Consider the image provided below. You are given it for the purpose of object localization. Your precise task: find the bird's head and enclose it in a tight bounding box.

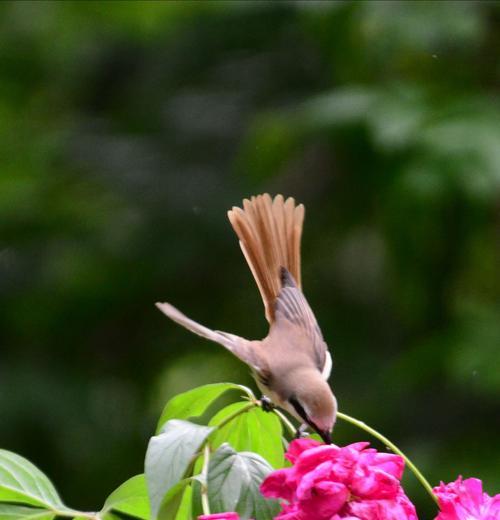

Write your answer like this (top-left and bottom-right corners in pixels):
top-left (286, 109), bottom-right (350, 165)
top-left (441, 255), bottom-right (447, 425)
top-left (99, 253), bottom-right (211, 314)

top-left (286, 368), bottom-right (337, 444)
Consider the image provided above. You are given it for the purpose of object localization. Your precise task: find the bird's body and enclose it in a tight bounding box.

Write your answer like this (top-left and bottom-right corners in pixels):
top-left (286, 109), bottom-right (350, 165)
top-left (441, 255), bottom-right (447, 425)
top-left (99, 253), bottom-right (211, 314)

top-left (156, 194), bottom-right (336, 442)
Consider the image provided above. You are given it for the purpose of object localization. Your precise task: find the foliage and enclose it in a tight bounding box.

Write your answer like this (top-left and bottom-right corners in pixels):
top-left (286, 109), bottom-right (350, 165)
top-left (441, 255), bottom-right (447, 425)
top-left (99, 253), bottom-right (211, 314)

top-left (0, 384), bottom-right (283, 520)
top-left (0, 382), bottom-right (496, 519)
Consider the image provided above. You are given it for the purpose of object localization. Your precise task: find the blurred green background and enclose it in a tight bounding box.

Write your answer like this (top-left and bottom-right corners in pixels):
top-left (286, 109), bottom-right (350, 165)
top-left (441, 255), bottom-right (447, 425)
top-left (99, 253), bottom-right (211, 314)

top-left (1, 0), bottom-right (499, 517)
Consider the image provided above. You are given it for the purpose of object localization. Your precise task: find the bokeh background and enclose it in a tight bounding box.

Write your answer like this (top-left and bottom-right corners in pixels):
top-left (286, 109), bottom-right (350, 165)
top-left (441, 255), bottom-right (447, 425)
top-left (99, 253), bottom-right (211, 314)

top-left (1, 1), bottom-right (499, 517)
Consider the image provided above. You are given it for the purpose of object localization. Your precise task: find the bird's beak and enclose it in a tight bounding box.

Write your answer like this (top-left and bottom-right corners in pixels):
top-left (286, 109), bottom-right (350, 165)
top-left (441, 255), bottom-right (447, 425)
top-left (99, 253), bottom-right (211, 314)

top-left (316, 428), bottom-right (332, 445)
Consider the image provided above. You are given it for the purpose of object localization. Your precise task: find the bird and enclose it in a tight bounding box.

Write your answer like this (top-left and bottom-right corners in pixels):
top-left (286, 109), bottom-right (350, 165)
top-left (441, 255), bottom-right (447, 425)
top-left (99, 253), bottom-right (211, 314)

top-left (156, 194), bottom-right (336, 443)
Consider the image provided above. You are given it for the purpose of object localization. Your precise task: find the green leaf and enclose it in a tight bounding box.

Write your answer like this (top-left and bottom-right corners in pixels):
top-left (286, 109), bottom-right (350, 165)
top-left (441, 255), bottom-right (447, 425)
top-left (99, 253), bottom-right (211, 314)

top-left (0, 450), bottom-right (66, 510)
top-left (0, 504), bottom-right (55, 520)
top-left (210, 403), bottom-right (284, 468)
top-left (308, 433), bottom-right (322, 443)
top-left (174, 484), bottom-right (192, 520)
top-left (157, 478), bottom-right (191, 520)
top-left (156, 383), bottom-right (253, 433)
top-left (188, 477), bottom-right (203, 520)
top-left (101, 474), bottom-right (150, 519)
top-left (146, 420), bottom-right (213, 519)
top-left (101, 514), bottom-right (123, 520)
top-left (207, 443), bottom-right (280, 520)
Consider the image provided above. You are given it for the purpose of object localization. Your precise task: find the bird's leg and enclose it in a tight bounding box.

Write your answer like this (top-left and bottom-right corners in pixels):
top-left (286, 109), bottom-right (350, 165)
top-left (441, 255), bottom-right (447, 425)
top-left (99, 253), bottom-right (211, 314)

top-left (295, 423), bottom-right (309, 439)
top-left (259, 395), bottom-right (274, 412)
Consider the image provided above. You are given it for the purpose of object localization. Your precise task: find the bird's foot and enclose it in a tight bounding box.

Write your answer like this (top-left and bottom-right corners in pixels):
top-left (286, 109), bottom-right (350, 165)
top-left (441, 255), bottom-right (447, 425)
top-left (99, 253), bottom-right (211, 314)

top-left (260, 395), bottom-right (274, 412)
top-left (294, 423), bottom-right (309, 439)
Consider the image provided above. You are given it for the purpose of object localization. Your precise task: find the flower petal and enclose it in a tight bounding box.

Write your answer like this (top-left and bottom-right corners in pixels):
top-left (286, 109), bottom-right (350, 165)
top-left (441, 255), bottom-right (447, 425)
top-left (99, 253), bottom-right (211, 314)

top-left (299, 481), bottom-right (349, 519)
top-left (260, 468), bottom-right (296, 501)
top-left (286, 438), bottom-right (322, 463)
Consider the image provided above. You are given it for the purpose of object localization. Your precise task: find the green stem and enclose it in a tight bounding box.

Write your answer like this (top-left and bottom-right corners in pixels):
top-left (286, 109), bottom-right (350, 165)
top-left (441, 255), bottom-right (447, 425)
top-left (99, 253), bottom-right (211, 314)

top-left (236, 384), bottom-right (256, 401)
top-left (200, 444), bottom-right (211, 516)
top-left (337, 412), bottom-right (438, 505)
top-left (272, 408), bottom-right (297, 437)
top-left (52, 510), bottom-right (100, 519)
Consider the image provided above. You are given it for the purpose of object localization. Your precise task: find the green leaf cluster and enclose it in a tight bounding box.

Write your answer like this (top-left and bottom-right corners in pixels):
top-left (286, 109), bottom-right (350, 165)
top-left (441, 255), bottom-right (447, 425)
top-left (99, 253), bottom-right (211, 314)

top-left (0, 383), bottom-right (286, 520)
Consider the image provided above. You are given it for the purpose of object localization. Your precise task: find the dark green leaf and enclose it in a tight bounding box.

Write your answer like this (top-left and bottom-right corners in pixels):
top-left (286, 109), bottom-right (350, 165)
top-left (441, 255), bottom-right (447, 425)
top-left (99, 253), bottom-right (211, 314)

top-left (0, 450), bottom-right (66, 510)
top-left (156, 383), bottom-right (253, 433)
top-left (101, 474), bottom-right (150, 519)
top-left (188, 470), bottom-right (204, 519)
top-left (210, 403), bottom-right (284, 468)
top-left (207, 444), bottom-right (280, 520)
top-left (145, 420), bottom-right (213, 519)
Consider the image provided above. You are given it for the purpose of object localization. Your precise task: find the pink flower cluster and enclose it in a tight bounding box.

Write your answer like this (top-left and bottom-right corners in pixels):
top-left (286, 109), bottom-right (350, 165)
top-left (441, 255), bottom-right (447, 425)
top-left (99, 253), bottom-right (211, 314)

top-left (197, 446), bottom-right (500, 520)
top-left (260, 438), bottom-right (417, 520)
top-left (434, 476), bottom-right (500, 520)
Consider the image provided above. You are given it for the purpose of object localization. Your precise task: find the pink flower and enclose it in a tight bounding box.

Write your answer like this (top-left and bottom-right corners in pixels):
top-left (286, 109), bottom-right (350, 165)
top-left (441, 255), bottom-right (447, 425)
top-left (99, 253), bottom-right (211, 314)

top-left (260, 438), bottom-right (417, 520)
top-left (434, 476), bottom-right (500, 520)
top-left (198, 514), bottom-right (240, 520)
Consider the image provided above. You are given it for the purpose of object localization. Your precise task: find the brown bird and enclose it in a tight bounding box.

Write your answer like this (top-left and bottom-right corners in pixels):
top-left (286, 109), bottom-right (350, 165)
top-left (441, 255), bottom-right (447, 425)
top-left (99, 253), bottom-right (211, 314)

top-left (156, 194), bottom-right (336, 443)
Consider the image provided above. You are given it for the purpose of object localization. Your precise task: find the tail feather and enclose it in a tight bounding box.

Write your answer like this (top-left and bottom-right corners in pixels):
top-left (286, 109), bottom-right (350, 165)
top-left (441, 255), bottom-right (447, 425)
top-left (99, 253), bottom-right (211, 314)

top-left (228, 194), bottom-right (304, 322)
top-left (155, 302), bottom-right (256, 367)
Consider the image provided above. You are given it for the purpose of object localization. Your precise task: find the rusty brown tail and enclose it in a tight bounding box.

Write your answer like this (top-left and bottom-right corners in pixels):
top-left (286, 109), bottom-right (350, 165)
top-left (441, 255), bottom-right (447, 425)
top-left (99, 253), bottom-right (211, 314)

top-left (227, 194), bottom-right (304, 323)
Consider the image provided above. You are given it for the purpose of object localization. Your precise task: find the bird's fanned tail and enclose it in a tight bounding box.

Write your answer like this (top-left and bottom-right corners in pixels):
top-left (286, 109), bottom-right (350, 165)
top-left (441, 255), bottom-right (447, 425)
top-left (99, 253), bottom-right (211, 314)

top-left (227, 194), bottom-right (304, 323)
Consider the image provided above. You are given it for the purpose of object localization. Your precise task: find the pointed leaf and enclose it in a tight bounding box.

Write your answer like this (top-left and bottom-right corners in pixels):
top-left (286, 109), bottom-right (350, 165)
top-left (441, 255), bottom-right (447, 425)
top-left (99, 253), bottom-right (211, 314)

top-left (157, 478), bottom-right (191, 520)
top-left (146, 420), bottom-right (213, 519)
top-left (173, 484), bottom-right (192, 520)
top-left (0, 450), bottom-right (66, 510)
top-left (210, 403), bottom-right (284, 468)
top-left (101, 474), bottom-right (149, 519)
top-left (156, 383), bottom-right (253, 433)
top-left (207, 444), bottom-right (280, 520)
top-left (0, 504), bottom-right (55, 520)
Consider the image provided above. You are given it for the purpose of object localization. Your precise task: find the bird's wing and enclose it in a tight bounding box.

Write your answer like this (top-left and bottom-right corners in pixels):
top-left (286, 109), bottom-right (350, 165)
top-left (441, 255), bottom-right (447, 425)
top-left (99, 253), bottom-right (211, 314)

top-left (273, 268), bottom-right (330, 376)
top-left (155, 302), bottom-right (262, 371)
